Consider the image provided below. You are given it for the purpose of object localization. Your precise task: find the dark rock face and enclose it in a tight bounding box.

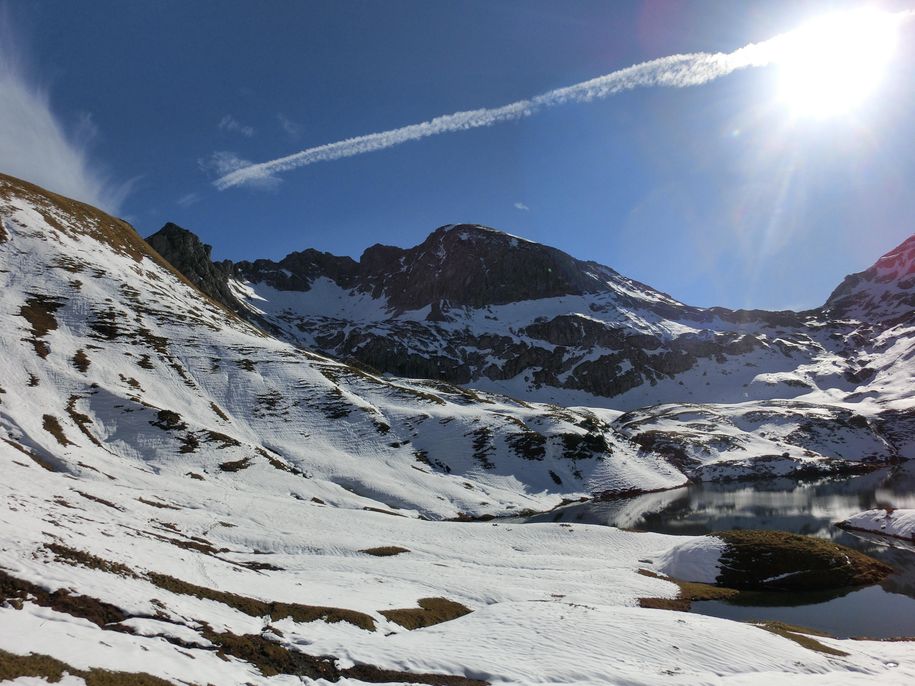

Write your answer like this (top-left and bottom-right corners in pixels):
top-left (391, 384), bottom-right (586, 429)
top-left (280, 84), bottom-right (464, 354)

top-left (357, 225), bottom-right (611, 310)
top-left (234, 249), bottom-right (359, 293)
top-left (230, 224), bottom-right (665, 311)
top-left (823, 234), bottom-right (915, 323)
top-left (145, 220), bottom-right (915, 407)
top-left (146, 223), bottom-right (239, 312)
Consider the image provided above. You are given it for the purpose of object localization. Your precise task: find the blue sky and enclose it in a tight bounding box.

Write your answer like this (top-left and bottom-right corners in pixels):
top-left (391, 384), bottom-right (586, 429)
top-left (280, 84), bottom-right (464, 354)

top-left (2, 0), bottom-right (914, 310)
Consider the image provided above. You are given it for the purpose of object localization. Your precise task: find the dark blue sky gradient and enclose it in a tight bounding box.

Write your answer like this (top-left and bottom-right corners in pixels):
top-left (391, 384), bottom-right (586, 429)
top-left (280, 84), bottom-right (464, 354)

top-left (8, 0), bottom-right (915, 309)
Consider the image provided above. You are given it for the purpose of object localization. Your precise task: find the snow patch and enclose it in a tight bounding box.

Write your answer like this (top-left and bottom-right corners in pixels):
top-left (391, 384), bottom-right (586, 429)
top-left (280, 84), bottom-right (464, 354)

top-left (841, 509), bottom-right (915, 542)
top-left (653, 536), bottom-right (726, 583)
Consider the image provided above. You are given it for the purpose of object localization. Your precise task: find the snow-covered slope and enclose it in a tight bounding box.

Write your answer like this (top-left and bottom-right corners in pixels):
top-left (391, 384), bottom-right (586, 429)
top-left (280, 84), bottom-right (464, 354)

top-left (149, 221), bottom-right (915, 417)
top-left (7, 438), bottom-right (915, 685)
top-left (3, 173), bottom-right (915, 684)
top-left (0, 174), bottom-right (691, 521)
top-left (824, 234), bottom-right (915, 323)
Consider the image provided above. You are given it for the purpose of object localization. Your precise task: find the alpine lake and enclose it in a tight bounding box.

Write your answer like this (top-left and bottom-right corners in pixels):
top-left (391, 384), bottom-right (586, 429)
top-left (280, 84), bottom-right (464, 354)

top-left (517, 460), bottom-right (915, 639)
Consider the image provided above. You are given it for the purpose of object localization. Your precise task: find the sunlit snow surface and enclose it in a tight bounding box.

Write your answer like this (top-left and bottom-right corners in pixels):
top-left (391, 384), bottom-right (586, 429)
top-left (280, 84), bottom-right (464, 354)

top-left (843, 509), bottom-right (915, 542)
top-left (0, 175), bottom-right (914, 683)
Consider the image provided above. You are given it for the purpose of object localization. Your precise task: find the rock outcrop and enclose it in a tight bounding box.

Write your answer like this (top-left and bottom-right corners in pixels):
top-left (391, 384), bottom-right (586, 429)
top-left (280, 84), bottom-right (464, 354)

top-left (144, 221), bottom-right (915, 413)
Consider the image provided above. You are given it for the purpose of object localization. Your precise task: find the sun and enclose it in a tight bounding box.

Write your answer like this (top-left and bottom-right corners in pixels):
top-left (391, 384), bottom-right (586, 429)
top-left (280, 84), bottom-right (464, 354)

top-left (775, 9), bottom-right (899, 118)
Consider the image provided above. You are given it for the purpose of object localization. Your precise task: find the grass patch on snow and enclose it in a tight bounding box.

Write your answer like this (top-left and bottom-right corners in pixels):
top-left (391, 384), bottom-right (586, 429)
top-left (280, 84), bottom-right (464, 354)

top-left (147, 572), bottom-right (377, 631)
top-left (360, 546), bottom-right (410, 557)
top-left (757, 621), bottom-right (849, 657)
top-left (0, 569), bottom-right (129, 628)
top-left (19, 293), bottom-right (64, 358)
top-left (380, 597), bottom-right (472, 629)
top-left (714, 530), bottom-right (892, 591)
top-left (0, 648), bottom-right (174, 685)
top-left (219, 457), bottom-right (252, 472)
top-left (72, 348), bottom-right (91, 373)
top-left (45, 543), bottom-right (138, 578)
top-left (637, 569), bottom-right (737, 611)
top-left (42, 415), bottom-right (73, 447)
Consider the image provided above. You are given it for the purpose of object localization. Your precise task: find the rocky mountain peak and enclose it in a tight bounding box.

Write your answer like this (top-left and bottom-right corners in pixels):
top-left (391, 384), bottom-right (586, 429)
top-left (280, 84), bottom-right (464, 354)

top-left (823, 233), bottom-right (915, 323)
top-left (874, 233), bottom-right (915, 280)
top-left (357, 223), bottom-right (619, 311)
top-left (145, 222), bottom-right (239, 311)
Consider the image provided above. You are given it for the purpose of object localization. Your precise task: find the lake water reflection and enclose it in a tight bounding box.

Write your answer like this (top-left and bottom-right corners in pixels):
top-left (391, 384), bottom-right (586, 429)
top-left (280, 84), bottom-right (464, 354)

top-left (518, 461), bottom-right (915, 637)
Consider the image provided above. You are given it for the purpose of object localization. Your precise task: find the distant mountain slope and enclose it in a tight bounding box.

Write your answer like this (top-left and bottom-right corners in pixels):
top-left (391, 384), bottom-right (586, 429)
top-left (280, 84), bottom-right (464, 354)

top-left (824, 234), bottom-right (915, 323)
top-left (148, 220), bottom-right (914, 414)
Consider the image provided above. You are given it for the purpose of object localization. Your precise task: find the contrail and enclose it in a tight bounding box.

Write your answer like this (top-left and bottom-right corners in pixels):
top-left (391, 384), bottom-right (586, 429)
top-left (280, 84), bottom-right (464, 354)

top-left (214, 10), bottom-right (913, 190)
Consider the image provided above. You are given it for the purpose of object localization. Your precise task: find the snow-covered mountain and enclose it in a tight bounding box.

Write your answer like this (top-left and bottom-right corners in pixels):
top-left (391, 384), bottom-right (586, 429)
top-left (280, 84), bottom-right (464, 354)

top-left (148, 221), bottom-right (915, 413)
top-left (3, 173), bottom-right (915, 683)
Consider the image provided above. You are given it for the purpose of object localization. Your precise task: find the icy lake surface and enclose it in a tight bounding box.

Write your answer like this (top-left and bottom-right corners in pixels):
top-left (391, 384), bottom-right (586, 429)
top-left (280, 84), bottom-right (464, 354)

top-left (518, 461), bottom-right (915, 638)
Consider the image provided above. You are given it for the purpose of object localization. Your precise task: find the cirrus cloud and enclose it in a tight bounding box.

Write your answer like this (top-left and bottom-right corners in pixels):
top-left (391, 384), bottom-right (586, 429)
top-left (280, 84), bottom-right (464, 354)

top-left (0, 11), bottom-right (132, 213)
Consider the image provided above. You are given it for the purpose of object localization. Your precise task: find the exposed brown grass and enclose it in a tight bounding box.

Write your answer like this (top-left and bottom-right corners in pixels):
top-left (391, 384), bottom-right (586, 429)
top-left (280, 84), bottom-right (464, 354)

top-left (42, 415), bottom-right (73, 447)
top-left (150, 409), bottom-right (185, 431)
top-left (363, 506), bottom-right (407, 517)
top-left (118, 373), bottom-right (142, 390)
top-left (2, 437), bottom-right (58, 471)
top-left (140, 530), bottom-right (225, 556)
top-left (204, 629), bottom-right (339, 679)
top-left (0, 569), bottom-right (128, 628)
top-left (0, 648), bottom-right (175, 685)
top-left (757, 621), bottom-right (849, 657)
top-left (254, 447), bottom-right (307, 476)
top-left (178, 433), bottom-right (200, 454)
top-left (209, 401), bottom-right (230, 421)
top-left (236, 358), bottom-right (256, 371)
top-left (45, 542), bottom-right (137, 578)
top-left (714, 530), bottom-right (892, 591)
top-left (637, 569), bottom-right (738, 611)
top-left (360, 546), bottom-right (410, 557)
top-left (72, 348), bottom-right (91, 373)
top-left (147, 572), bottom-right (377, 631)
top-left (343, 663), bottom-right (488, 685)
top-left (19, 293), bottom-right (65, 358)
top-left (380, 597), bottom-right (472, 629)
top-left (66, 395), bottom-right (103, 447)
top-left (202, 430), bottom-right (241, 448)
top-left (202, 630), bottom-right (488, 684)
top-left (75, 490), bottom-right (123, 511)
top-left (137, 497), bottom-right (180, 510)
top-left (219, 457), bottom-right (252, 472)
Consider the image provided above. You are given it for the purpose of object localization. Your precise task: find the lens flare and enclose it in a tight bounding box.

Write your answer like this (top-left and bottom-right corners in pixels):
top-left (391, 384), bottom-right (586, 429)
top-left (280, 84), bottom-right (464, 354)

top-left (775, 9), bottom-right (899, 118)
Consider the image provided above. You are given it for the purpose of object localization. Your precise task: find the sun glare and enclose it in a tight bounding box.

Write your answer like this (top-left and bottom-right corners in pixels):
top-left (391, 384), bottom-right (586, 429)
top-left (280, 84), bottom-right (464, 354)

top-left (776, 9), bottom-right (899, 118)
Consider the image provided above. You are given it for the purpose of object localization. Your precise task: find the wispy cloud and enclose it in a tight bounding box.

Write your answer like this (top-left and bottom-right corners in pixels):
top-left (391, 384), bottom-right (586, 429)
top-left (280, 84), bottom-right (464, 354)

top-left (214, 45), bottom-right (772, 190)
top-left (176, 192), bottom-right (200, 207)
top-left (0, 12), bottom-right (132, 213)
top-left (277, 113), bottom-right (300, 138)
top-left (514, 202), bottom-right (530, 211)
top-left (218, 114), bottom-right (255, 137)
top-left (200, 150), bottom-right (279, 190)
top-left (215, 9), bottom-right (915, 191)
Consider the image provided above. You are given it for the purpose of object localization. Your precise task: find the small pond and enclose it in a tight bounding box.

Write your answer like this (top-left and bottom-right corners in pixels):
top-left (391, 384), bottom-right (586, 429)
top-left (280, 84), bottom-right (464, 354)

top-left (518, 461), bottom-right (915, 638)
